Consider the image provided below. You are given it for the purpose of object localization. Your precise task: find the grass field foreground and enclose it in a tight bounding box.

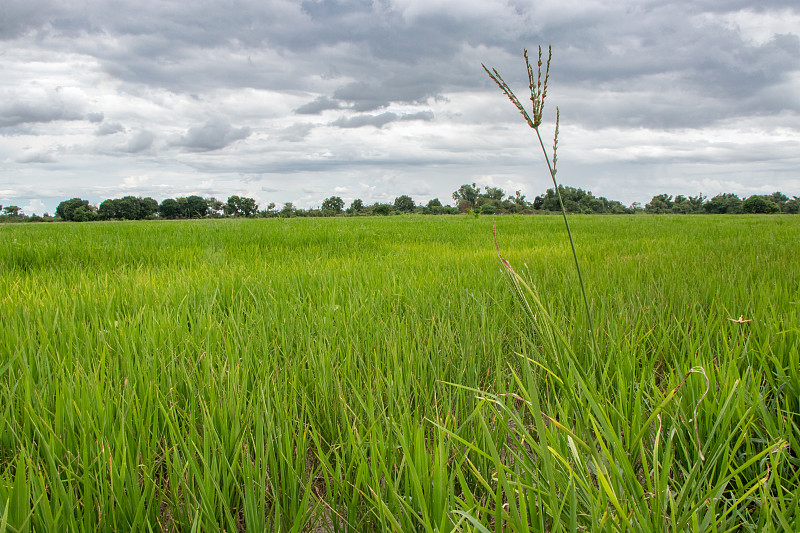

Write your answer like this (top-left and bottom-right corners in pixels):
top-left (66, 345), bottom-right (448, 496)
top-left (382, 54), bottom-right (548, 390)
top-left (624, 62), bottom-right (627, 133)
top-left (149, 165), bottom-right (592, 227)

top-left (1, 215), bottom-right (798, 531)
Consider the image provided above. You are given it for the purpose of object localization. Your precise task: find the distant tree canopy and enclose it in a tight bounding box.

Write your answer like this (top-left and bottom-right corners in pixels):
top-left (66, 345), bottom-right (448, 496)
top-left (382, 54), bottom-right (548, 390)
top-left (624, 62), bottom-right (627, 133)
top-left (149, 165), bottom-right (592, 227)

top-left (537, 185), bottom-right (630, 214)
top-left (157, 196), bottom-right (210, 219)
top-left (98, 196), bottom-right (158, 220)
top-left (347, 199), bottom-right (364, 214)
top-left (742, 195), bottom-right (781, 214)
top-left (8, 186), bottom-right (798, 225)
top-left (394, 195), bottom-right (415, 213)
top-left (223, 195), bottom-right (259, 217)
top-left (321, 196), bottom-right (344, 215)
top-left (56, 198), bottom-right (96, 222)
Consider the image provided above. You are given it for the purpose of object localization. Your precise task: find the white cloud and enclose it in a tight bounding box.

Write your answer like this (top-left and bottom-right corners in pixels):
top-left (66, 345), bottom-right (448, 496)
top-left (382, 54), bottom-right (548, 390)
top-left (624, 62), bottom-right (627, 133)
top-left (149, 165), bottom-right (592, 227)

top-left (22, 198), bottom-right (47, 215)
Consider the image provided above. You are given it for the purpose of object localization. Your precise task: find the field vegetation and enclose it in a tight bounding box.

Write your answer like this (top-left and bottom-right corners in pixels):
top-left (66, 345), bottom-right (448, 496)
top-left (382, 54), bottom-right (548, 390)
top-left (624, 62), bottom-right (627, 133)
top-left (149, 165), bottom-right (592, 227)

top-left (1, 214), bottom-right (798, 531)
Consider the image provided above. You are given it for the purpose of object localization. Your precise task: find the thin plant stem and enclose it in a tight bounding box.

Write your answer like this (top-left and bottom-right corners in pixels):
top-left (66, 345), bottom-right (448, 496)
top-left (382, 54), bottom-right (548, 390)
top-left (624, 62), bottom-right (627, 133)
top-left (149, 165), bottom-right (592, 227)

top-left (484, 47), bottom-right (595, 337)
top-left (534, 126), bottom-right (594, 336)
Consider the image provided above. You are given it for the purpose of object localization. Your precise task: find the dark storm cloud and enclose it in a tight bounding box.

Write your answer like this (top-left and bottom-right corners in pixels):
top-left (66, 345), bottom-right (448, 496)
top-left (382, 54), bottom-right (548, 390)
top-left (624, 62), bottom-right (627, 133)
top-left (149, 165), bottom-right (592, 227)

top-left (7, 0), bottom-right (796, 129)
top-left (172, 120), bottom-right (251, 152)
top-left (330, 110), bottom-right (434, 128)
top-left (330, 112), bottom-right (398, 128)
top-left (0, 96), bottom-right (84, 127)
top-left (294, 96), bottom-right (341, 115)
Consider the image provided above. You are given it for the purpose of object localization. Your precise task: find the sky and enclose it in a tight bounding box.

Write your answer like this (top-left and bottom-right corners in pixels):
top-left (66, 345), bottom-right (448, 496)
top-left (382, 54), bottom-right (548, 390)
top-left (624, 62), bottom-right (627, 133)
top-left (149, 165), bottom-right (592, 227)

top-left (1, 0), bottom-right (799, 215)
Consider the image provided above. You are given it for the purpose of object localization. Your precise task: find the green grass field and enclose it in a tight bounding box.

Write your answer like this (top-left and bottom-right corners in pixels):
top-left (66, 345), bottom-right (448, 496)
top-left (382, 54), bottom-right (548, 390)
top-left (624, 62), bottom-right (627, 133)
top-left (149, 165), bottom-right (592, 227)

top-left (1, 215), bottom-right (798, 531)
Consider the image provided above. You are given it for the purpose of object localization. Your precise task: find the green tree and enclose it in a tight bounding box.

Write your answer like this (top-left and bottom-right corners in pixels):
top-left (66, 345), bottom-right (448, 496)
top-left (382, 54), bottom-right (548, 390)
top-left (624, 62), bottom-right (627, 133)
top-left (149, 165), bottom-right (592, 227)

top-left (347, 199), bottom-right (364, 215)
top-left (452, 183), bottom-right (480, 208)
top-left (71, 205), bottom-right (97, 222)
top-left (742, 195), bottom-right (780, 214)
top-left (321, 196), bottom-right (344, 215)
top-left (393, 195), bottom-right (415, 213)
top-left (224, 195), bottom-right (241, 216)
top-left (511, 190), bottom-right (528, 210)
top-left (117, 196), bottom-right (143, 220)
top-left (98, 199), bottom-right (118, 220)
top-left (56, 198), bottom-right (93, 221)
top-left (645, 194), bottom-right (673, 214)
top-left (688, 194), bottom-right (707, 212)
top-left (280, 202), bottom-right (295, 217)
top-left (224, 195), bottom-right (259, 217)
top-left (483, 187), bottom-right (505, 201)
top-left (239, 197), bottom-right (258, 217)
top-left (2, 205), bottom-right (21, 217)
top-left (159, 198), bottom-right (180, 219)
top-left (784, 196), bottom-right (800, 214)
top-left (426, 198), bottom-right (443, 214)
top-left (671, 195), bottom-right (694, 214)
top-left (184, 195), bottom-right (209, 218)
top-left (371, 203), bottom-right (392, 216)
top-left (705, 193), bottom-right (742, 214)
top-left (141, 197), bottom-right (158, 218)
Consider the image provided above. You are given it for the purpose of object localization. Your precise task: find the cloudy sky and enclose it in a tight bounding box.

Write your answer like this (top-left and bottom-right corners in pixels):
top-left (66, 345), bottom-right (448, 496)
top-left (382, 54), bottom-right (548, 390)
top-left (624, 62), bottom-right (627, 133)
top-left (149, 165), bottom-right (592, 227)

top-left (2, 0), bottom-right (799, 215)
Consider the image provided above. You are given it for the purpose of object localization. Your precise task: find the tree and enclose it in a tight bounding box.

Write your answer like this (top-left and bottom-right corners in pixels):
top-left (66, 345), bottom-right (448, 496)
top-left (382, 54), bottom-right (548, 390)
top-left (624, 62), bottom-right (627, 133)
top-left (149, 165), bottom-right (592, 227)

top-left (159, 198), bottom-right (180, 219)
top-left (71, 205), bottom-right (97, 222)
top-left (371, 203), bottom-right (392, 216)
top-left (394, 195), bottom-right (415, 213)
top-left (452, 183), bottom-right (480, 208)
top-left (671, 195), bottom-right (694, 214)
top-left (184, 195), bottom-right (209, 218)
top-left (426, 198), bottom-right (443, 214)
top-left (769, 192), bottom-right (790, 212)
top-left (223, 195), bottom-right (241, 217)
top-left (224, 195), bottom-right (258, 217)
top-left (484, 187), bottom-right (505, 201)
top-left (98, 199), bottom-right (118, 220)
top-left (280, 202), bottom-right (295, 217)
top-left (688, 194), bottom-right (707, 212)
top-left (785, 196), bottom-right (800, 214)
top-left (117, 196), bottom-right (143, 220)
top-left (2, 205), bottom-right (21, 217)
top-left (511, 190), bottom-right (528, 210)
top-left (321, 196), bottom-right (344, 215)
top-left (347, 199), bottom-right (364, 215)
top-left (141, 197), bottom-right (158, 218)
top-left (742, 195), bottom-right (780, 214)
top-left (239, 197), bottom-right (258, 217)
top-left (56, 198), bottom-right (93, 221)
top-left (645, 194), bottom-right (673, 214)
top-left (704, 193), bottom-right (742, 214)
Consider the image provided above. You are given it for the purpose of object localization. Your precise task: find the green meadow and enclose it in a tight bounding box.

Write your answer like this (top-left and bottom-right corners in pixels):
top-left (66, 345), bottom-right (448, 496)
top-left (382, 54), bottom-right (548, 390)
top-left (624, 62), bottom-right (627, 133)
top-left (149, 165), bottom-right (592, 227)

top-left (1, 215), bottom-right (798, 531)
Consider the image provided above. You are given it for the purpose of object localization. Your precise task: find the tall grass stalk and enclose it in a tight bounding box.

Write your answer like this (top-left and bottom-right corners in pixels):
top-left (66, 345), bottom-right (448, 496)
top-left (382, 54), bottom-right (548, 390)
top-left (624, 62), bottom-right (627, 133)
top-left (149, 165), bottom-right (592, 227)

top-left (483, 47), bottom-right (594, 336)
top-left (469, 48), bottom-right (799, 531)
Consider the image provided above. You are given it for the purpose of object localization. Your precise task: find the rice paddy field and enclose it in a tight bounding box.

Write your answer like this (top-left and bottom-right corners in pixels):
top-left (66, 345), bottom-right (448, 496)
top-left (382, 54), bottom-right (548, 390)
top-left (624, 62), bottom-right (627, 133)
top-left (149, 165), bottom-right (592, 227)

top-left (1, 214), bottom-right (798, 532)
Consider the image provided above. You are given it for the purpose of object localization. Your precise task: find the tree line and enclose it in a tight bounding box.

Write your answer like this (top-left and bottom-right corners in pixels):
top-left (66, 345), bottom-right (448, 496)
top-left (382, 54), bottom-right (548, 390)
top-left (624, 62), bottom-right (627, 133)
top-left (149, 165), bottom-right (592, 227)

top-left (1, 186), bottom-right (798, 223)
